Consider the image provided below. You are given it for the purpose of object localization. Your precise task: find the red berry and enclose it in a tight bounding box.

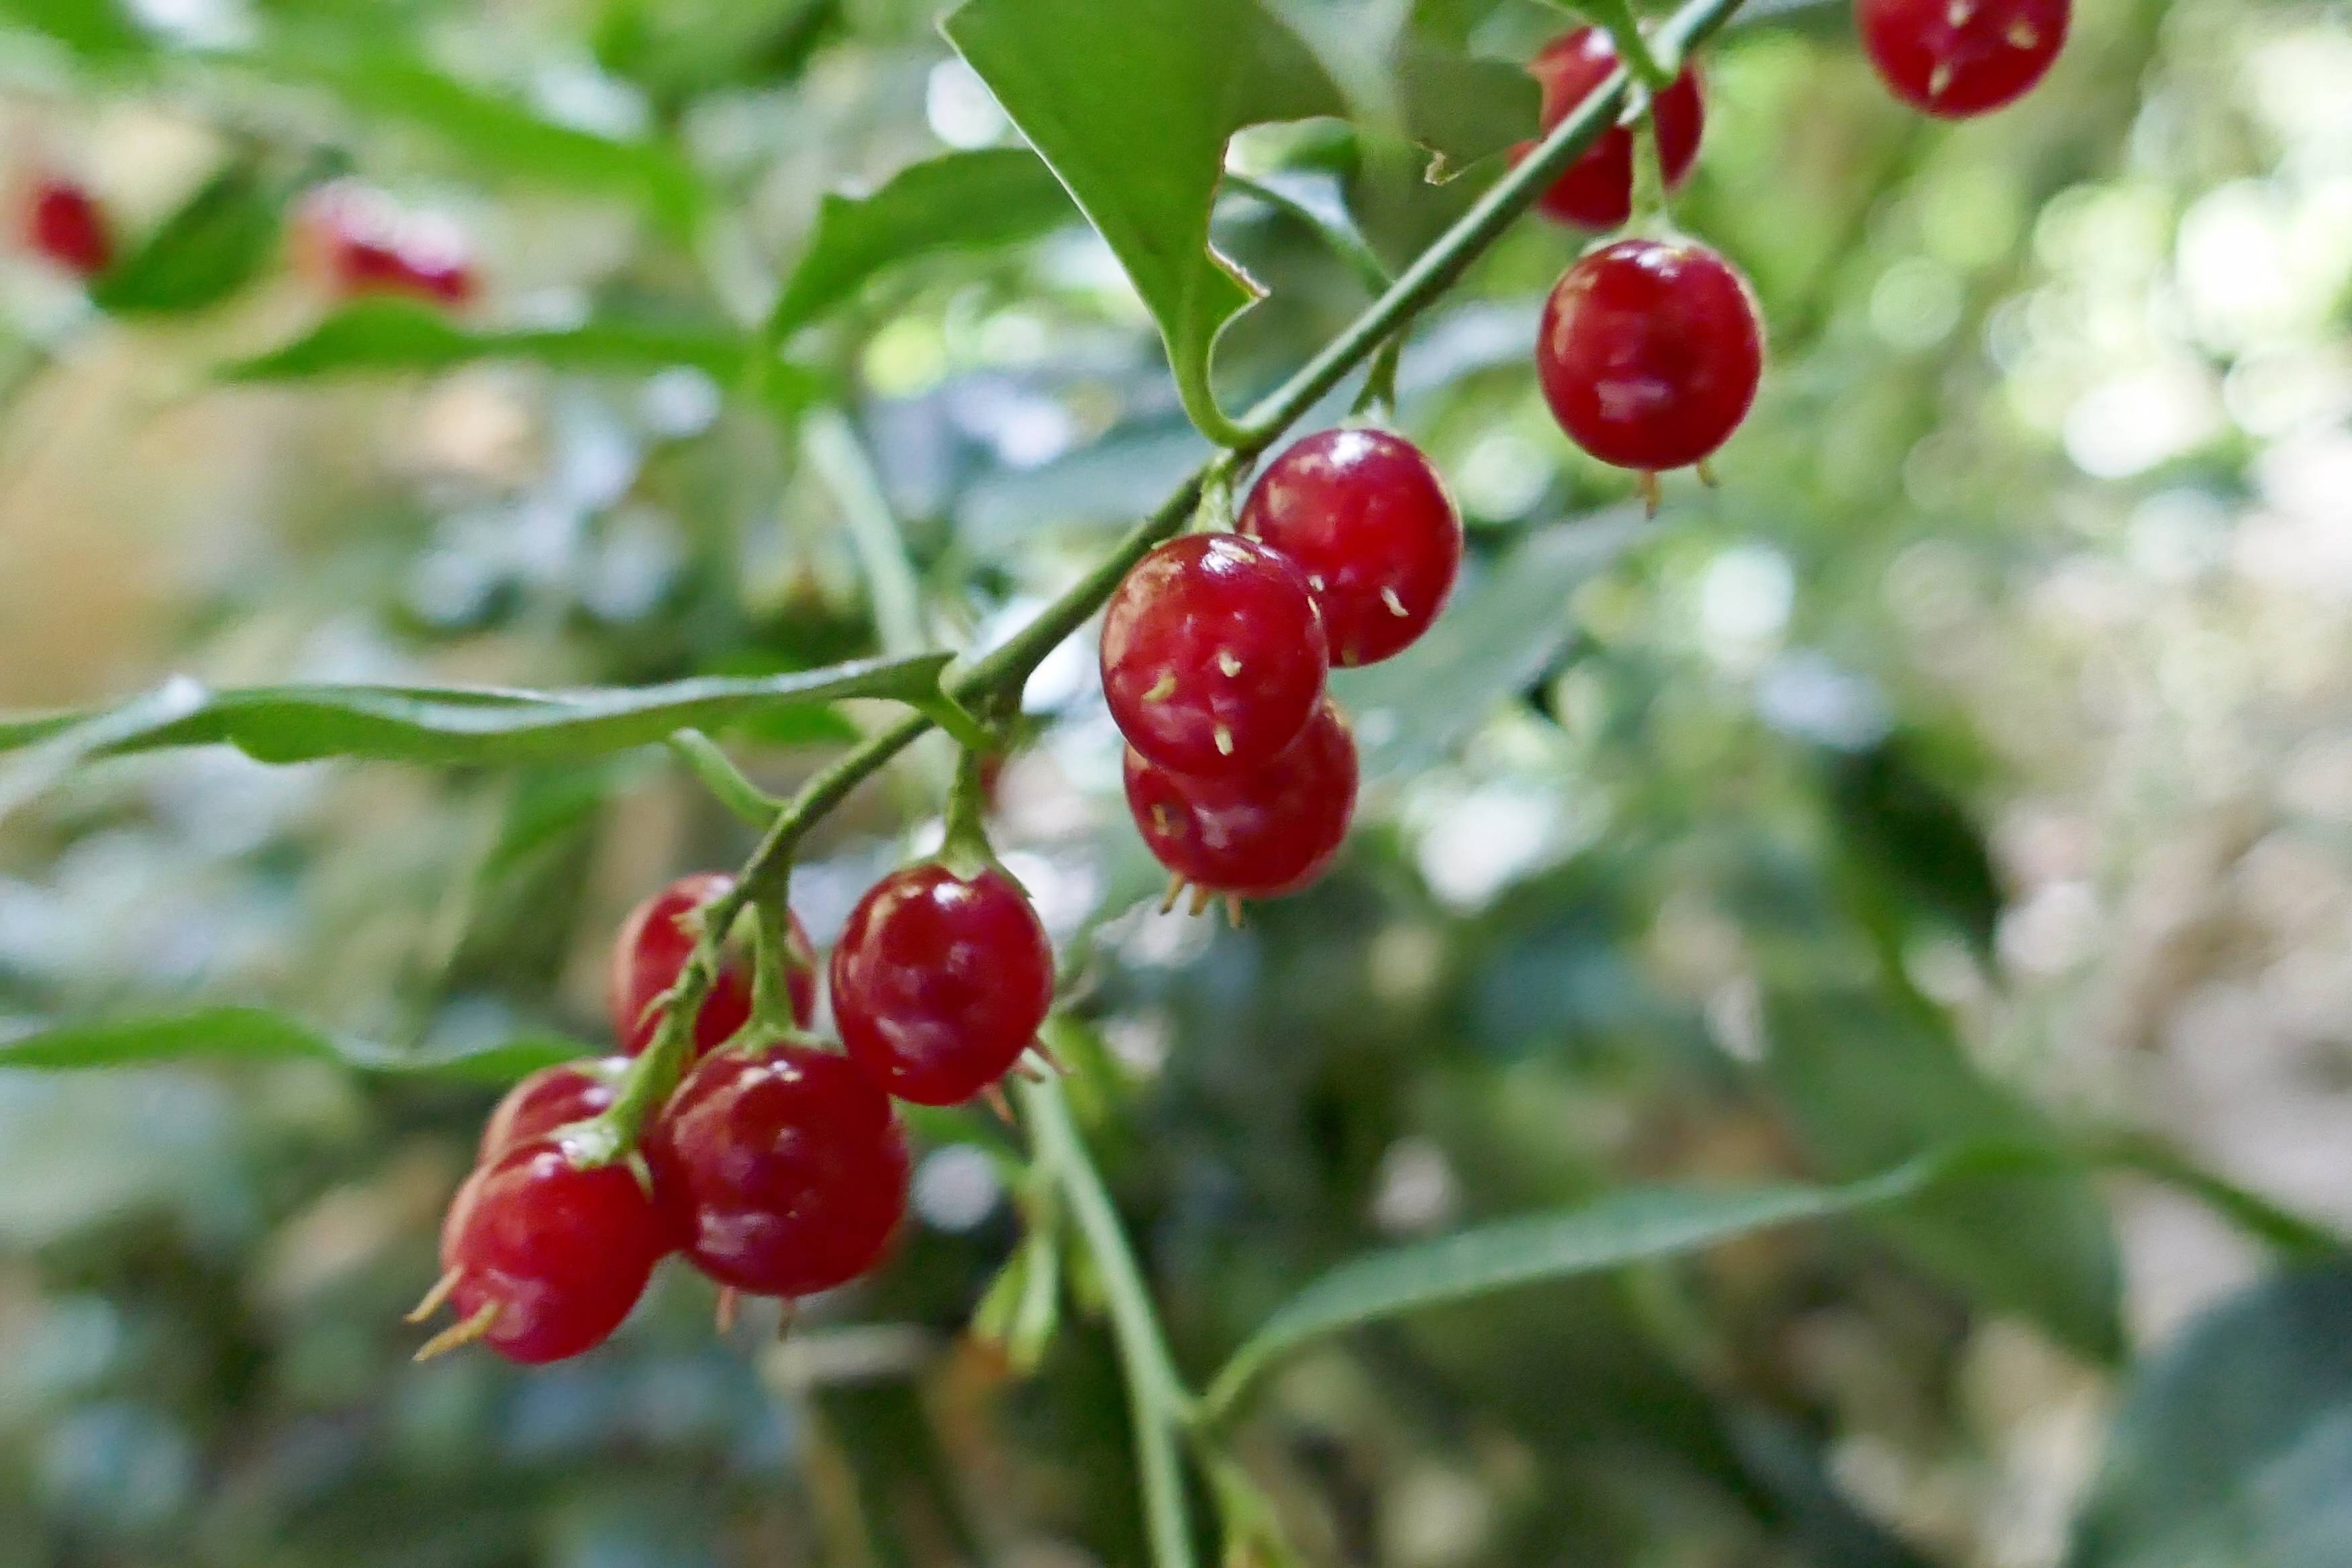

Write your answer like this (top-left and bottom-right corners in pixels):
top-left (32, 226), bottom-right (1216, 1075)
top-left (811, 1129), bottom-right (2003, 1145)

top-left (1238, 429), bottom-right (1462, 668)
top-left (1511, 28), bottom-right (1705, 230)
top-left (299, 183), bottom-right (479, 307)
top-left (1101, 534), bottom-right (1328, 778)
top-left (1124, 698), bottom-right (1358, 899)
top-left (479, 1057), bottom-right (626, 1161)
top-left (433, 1136), bottom-right (669, 1364)
top-left (1857, 0), bottom-right (2068, 118)
top-left (830, 863), bottom-right (1055, 1106)
top-left (1536, 238), bottom-right (1763, 475)
top-left (609, 873), bottom-right (814, 1059)
top-left (26, 179), bottom-right (109, 278)
top-left (647, 1044), bottom-right (910, 1298)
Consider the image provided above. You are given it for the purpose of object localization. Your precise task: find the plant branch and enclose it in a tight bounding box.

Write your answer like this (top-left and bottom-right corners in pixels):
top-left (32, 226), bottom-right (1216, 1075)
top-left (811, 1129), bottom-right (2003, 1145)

top-left (804, 406), bottom-right (928, 658)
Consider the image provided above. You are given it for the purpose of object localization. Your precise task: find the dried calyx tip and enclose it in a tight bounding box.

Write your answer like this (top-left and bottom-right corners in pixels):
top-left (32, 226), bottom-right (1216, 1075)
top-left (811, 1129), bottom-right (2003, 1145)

top-left (413, 1301), bottom-right (498, 1362)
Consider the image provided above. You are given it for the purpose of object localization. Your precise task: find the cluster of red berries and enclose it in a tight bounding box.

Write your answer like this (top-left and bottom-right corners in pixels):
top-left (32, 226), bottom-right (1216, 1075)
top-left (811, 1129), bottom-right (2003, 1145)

top-left (1514, 1), bottom-right (2067, 507)
top-left (15, 171), bottom-right (477, 305)
top-left (1104, 428), bottom-right (1464, 912)
top-left (418, 855), bottom-right (1059, 1364)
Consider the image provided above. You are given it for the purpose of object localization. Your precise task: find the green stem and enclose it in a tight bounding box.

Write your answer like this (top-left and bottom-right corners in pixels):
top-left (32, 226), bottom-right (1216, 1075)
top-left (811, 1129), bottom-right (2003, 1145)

top-left (1018, 1073), bottom-right (1199, 1568)
top-left (803, 406), bottom-right (928, 658)
top-left (1577, 0), bottom-right (1678, 89)
top-left (667, 729), bottom-right (785, 826)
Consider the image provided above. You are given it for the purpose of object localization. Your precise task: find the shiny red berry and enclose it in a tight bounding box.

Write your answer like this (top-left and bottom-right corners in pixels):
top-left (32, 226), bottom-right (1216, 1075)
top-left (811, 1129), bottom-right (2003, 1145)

top-left (26, 179), bottom-right (109, 278)
top-left (1857, 0), bottom-right (2068, 118)
top-left (830, 863), bottom-right (1055, 1106)
top-left (1238, 428), bottom-right (1462, 668)
top-left (479, 1057), bottom-right (626, 1161)
top-left (1512, 28), bottom-right (1705, 230)
top-left (299, 183), bottom-right (479, 307)
top-left (1536, 238), bottom-right (1763, 475)
top-left (609, 873), bottom-right (814, 1059)
top-left (429, 1136), bottom-right (669, 1364)
top-left (1124, 698), bottom-right (1359, 899)
top-left (647, 1044), bottom-right (910, 1298)
top-left (1101, 534), bottom-right (1328, 778)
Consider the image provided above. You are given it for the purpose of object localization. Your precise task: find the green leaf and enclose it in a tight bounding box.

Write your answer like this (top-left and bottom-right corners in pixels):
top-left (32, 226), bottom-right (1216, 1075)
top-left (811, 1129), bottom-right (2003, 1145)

top-left (1761, 987), bottom-right (2125, 1362)
top-left (272, 44), bottom-right (709, 237)
top-left (0, 1007), bottom-right (580, 1085)
top-left (1204, 1146), bottom-right (2025, 1420)
top-left (224, 299), bottom-right (750, 382)
top-left (0, 677), bottom-right (205, 829)
top-left (765, 148), bottom-right (1077, 344)
top-left (2072, 1261), bottom-right (2352, 1568)
top-left (1825, 734), bottom-right (2003, 962)
top-left (90, 166), bottom-right (283, 316)
top-left (1391, 35), bottom-right (1540, 178)
top-left (0, 0), bottom-right (150, 60)
top-left (0, 653), bottom-right (951, 769)
top-left (943, 0), bottom-right (1347, 444)
top-left (1332, 510), bottom-right (1644, 779)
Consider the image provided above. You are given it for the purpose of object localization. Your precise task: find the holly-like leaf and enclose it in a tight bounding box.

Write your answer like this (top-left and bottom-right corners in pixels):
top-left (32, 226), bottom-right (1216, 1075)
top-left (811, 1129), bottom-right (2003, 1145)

top-left (1203, 1146), bottom-right (2020, 1420)
top-left (0, 1007), bottom-right (580, 1084)
top-left (1332, 510), bottom-right (1645, 779)
top-left (91, 165), bottom-right (283, 316)
top-left (2072, 1261), bottom-right (2352, 1568)
top-left (765, 148), bottom-right (1077, 344)
top-left (225, 299), bottom-right (751, 383)
top-left (1392, 36), bottom-right (1540, 178)
top-left (942, 0), bottom-right (1346, 444)
top-left (0, 653), bottom-right (950, 769)
top-left (1762, 987), bottom-right (2125, 1362)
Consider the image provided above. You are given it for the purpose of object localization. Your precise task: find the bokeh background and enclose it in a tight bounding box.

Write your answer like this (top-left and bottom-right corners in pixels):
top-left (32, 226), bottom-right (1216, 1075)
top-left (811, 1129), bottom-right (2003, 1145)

top-left (3, 0), bottom-right (2351, 1563)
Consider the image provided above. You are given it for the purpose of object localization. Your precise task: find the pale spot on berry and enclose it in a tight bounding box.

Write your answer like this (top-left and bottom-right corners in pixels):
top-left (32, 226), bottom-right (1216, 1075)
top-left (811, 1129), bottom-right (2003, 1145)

top-left (1379, 586), bottom-right (1408, 619)
top-left (1947, 0), bottom-right (1972, 26)
top-left (1928, 60), bottom-right (1954, 97)
top-left (1142, 671), bottom-right (1177, 702)
top-left (1216, 650), bottom-right (1242, 677)
top-left (2006, 18), bottom-right (2039, 46)
top-left (1214, 725), bottom-right (1234, 756)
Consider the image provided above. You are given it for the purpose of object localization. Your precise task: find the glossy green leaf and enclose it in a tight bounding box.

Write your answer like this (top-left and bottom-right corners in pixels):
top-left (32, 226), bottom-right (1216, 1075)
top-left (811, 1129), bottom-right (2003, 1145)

top-left (91, 166), bottom-right (283, 315)
top-left (1332, 510), bottom-right (1645, 779)
top-left (273, 45), bottom-right (708, 236)
top-left (1762, 987), bottom-right (2125, 1362)
top-left (0, 654), bottom-right (950, 768)
top-left (2072, 1261), bottom-right (2352, 1568)
top-left (765, 148), bottom-right (1077, 344)
top-left (1204, 1146), bottom-right (2023, 1420)
top-left (0, 1008), bottom-right (581, 1084)
top-left (224, 299), bottom-right (750, 382)
top-left (943, 0), bottom-right (1346, 444)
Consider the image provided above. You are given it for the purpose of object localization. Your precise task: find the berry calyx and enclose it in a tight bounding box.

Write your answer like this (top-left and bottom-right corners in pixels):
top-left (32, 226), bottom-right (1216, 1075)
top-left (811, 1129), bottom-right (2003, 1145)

top-left (297, 181), bottom-right (479, 307)
top-left (1238, 428), bottom-right (1462, 668)
top-left (416, 1136), bottom-right (669, 1365)
top-left (479, 1057), bottom-right (626, 1161)
top-left (831, 862), bottom-right (1055, 1106)
top-left (1124, 697), bottom-right (1359, 901)
top-left (1536, 237), bottom-right (1763, 485)
top-left (1512, 28), bottom-right (1706, 231)
top-left (647, 1044), bottom-right (909, 1298)
top-left (1857, 0), bottom-right (2069, 119)
top-left (25, 178), bottom-right (110, 278)
top-left (609, 873), bottom-right (814, 1059)
top-left (1101, 534), bottom-right (1329, 778)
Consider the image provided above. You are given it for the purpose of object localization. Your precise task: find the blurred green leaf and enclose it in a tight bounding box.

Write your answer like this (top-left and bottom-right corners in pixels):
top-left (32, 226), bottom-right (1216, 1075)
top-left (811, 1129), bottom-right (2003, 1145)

top-left (765, 148), bottom-right (1077, 345)
top-left (943, 0), bottom-right (1346, 443)
top-left (0, 1008), bottom-right (579, 1083)
top-left (225, 299), bottom-right (750, 382)
top-left (0, 0), bottom-right (150, 60)
top-left (1333, 510), bottom-right (1644, 779)
top-left (1392, 36), bottom-right (1538, 177)
top-left (1204, 1144), bottom-right (2030, 1420)
top-left (90, 165), bottom-right (283, 315)
top-left (1826, 734), bottom-right (2004, 961)
top-left (1762, 987), bottom-right (2125, 1362)
top-left (2072, 1261), bottom-right (2352, 1568)
top-left (273, 44), bottom-right (709, 236)
top-left (0, 654), bottom-right (950, 767)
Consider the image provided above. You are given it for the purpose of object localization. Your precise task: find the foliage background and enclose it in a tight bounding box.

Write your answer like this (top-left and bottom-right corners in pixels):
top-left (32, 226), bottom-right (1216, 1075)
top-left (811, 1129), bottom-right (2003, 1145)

top-left (2, 0), bottom-right (2351, 1564)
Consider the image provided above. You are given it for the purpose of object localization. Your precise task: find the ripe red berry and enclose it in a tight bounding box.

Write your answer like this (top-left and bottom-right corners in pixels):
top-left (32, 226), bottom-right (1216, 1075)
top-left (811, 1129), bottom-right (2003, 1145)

top-left (1101, 534), bottom-right (1328, 778)
top-left (1857, 0), bottom-right (2068, 118)
top-left (1536, 238), bottom-right (1763, 476)
top-left (426, 1136), bottom-right (669, 1364)
top-left (830, 863), bottom-right (1055, 1106)
top-left (1124, 698), bottom-right (1359, 899)
top-left (609, 873), bottom-right (814, 1059)
top-left (1512, 28), bottom-right (1705, 230)
top-left (1238, 428), bottom-right (1462, 668)
top-left (648, 1044), bottom-right (910, 1298)
top-left (299, 183), bottom-right (479, 307)
top-left (479, 1057), bottom-right (626, 1161)
top-left (25, 178), bottom-right (110, 278)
